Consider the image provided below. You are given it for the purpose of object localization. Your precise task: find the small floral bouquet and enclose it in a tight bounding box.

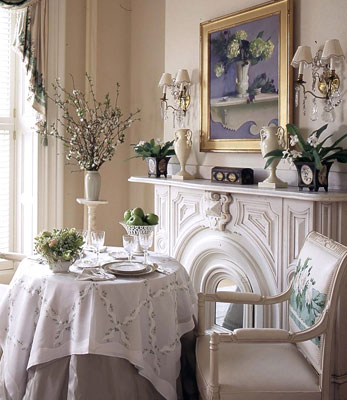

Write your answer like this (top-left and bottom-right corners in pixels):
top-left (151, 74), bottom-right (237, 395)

top-left (34, 228), bottom-right (84, 267)
top-left (40, 74), bottom-right (140, 171)
top-left (130, 138), bottom-right (175, 160)
top-left (212, 29), bottom-right (274, 78)
top-left (265, 124), bottom-right (347, 169)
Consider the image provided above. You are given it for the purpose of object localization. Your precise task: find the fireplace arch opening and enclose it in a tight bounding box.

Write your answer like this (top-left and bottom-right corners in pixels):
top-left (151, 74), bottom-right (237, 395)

top-left (175, 229), bottom-right (280, 328)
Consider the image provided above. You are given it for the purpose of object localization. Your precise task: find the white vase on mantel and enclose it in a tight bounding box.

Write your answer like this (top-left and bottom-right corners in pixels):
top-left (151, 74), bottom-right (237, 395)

top-left (85, 170), bottom-right (101, 200)
top-left (258, 126), bottom-right (288, 189)
top-left (172, 129), bottom-right (194, 180)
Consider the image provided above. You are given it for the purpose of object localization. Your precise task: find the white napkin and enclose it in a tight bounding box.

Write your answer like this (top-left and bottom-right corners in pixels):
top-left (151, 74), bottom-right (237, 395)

top-left (76, 268), bottom-right (115, 281)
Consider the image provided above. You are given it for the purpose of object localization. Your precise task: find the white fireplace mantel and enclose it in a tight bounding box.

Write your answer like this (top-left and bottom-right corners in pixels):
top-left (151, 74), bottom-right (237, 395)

top-left (130, 176), bottom-right (347, 396)
top-left (129, 175), bottom-right (347, 307)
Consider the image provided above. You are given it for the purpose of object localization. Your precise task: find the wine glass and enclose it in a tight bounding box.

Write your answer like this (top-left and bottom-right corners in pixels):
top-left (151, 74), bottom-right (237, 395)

top-left (91, 230), bottom-right (105, 266)
top-left (122, 235), bottom-right (135, 262)
top-left (139, 231), bottom-right (154, 266)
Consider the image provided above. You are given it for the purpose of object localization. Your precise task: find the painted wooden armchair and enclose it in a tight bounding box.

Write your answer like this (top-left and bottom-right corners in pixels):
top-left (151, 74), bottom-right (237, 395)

top-left (196, 231), bottom-right (347, 400)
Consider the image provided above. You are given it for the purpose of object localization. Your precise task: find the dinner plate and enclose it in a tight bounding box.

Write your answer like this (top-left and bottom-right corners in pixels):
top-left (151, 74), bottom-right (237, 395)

top-left (104, 263), bottom-right (158, 276)
top-left (106, 262), bottom-right (148, 274)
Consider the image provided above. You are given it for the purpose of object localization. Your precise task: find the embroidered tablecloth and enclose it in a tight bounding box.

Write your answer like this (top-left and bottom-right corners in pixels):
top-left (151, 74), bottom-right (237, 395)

top-left (0, 252), bottom-right (196, 400)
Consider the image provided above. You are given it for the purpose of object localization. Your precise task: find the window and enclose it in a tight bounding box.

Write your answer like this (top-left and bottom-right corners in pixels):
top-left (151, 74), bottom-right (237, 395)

top-left (0, 8), bottom-right (14, 252)
top-left (0, 9), bottom-right (37, 255)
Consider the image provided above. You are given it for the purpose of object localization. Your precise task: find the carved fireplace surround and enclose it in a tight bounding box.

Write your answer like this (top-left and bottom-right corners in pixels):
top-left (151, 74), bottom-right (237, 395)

top-left (130, 176), bottom-right (347, 396)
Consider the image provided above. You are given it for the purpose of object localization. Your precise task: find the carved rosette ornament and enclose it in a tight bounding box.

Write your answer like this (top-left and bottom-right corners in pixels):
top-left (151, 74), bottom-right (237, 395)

top-left (204, 191), bottom-right (232, 231)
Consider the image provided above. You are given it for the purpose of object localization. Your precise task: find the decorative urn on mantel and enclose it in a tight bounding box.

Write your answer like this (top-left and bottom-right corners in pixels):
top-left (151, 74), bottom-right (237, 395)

top-left (172, 129), bottom-right (194, 180)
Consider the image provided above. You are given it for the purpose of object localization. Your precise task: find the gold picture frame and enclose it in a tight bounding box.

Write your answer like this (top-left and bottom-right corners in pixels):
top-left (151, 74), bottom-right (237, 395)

top-left (200, 0), bottom-right (293, 153)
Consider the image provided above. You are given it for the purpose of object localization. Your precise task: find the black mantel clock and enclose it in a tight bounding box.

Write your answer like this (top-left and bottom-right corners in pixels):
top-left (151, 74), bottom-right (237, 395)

top-left (211, 167), bottom-right (254, 185)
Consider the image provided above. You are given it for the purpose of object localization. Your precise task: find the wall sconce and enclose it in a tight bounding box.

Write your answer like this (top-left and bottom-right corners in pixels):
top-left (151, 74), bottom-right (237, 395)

top-left (158, 69), bottom-right (191, 127)
top-left (291, 39), bottom-right (345, 121)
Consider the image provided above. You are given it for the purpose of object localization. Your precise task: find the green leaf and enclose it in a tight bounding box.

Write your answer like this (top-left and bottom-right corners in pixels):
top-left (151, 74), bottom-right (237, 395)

top-left (316, 134), bottom-right (334, 152)
top-left (256, 31), bottom-right (264, 38)
top-left (328, 133), bottom-right (347, 150)
top-left (313, 124), bottom-right (328, 139)
top-left (312, 149), bottom-right (322, 170)
top-left (264, 149), bottom-right (284, 158)
top-left (264, 156), bottom-right (279, 169)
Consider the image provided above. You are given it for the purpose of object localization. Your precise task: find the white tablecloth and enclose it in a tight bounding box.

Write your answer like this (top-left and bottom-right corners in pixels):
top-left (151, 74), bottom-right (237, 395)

top-left (0, 252), bottom-right (196, 400)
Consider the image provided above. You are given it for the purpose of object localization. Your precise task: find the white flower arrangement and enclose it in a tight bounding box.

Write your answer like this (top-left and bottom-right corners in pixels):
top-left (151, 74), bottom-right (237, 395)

top-left (40, 74), bottom-right (140, 171)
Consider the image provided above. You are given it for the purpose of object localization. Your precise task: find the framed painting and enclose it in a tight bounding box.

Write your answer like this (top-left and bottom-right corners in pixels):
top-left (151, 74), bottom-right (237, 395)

top-left (200, 0), bottom-right (293, 152)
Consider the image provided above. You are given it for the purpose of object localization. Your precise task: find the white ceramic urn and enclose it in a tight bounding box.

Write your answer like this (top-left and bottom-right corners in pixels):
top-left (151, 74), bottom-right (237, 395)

top-left (258, 125), bottom-right (288, 188)
top-left (172, 129), bottom-right (194, 180)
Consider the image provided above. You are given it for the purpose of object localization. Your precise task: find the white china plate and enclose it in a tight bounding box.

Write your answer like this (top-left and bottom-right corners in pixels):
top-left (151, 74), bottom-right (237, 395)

top-left (107, 262), bottom-right (148, 274)
top-left (104, 263), bottom-right (158, 276)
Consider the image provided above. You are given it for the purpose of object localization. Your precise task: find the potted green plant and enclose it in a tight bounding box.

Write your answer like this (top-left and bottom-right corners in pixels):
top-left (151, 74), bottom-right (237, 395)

top-left (130, 138), bottom-right (175, 178)
top-left (34, 228), bottom-right (84, 272)
top-left (264, 123), bottom-right (347, 191)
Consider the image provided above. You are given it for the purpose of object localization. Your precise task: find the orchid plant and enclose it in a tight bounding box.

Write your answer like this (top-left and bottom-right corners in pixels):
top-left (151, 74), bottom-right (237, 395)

top-left (40, 74), bottom-right (140, 171)
top-left (265, 124), bottom-right (347, 170)
top-left (130, 138), bottom-right (175, 160)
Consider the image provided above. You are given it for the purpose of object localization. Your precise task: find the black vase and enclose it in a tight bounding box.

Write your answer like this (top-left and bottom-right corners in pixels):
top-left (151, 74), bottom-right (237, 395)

top-left (145, 157), bottom-right (170, 178)
top-left (294, 161), bottom-right (333, 192)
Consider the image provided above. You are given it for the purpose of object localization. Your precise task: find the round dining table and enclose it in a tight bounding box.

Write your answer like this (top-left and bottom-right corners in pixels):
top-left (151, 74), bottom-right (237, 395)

top-left (0, 250), bottom-right (197, 400)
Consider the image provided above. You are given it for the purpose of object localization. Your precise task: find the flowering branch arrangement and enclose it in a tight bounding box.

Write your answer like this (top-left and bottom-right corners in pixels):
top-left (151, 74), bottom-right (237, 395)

top-left (41, 74), bottom-right (140, 171)
top-left (34, 228), bottom-right (84, 265)
top-left (212, 29), bottom-right (274, 78)
top-left (129, 138), bottom-right (175, 160)
top-left (265, 124), bottom-right (347, 169)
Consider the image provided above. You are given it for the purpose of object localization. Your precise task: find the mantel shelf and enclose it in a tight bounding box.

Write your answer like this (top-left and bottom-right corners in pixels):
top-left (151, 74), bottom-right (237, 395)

top-left (129, 176), bottom-right (347, 202)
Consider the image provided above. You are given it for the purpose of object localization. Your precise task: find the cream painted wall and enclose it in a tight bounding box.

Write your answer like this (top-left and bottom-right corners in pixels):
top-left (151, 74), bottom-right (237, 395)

top-left (63, 0), bottom-right (86, 230)
top-left (129, 0), bottom-right (165, 213)
top-left (63, 0), bottom-right (164, 245)
top-left (164, 0), bottom-right (347, 188)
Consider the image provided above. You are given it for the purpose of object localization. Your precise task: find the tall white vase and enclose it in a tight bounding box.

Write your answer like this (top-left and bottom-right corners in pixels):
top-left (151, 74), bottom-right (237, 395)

top-left (172, 129), bottom-right (194, 180)
top-left (85, 170), bottom-right (101, 200)
top-left (258, 126), bottom-right (288, 188)
top-left (235, 61), bottom-right (250, 98)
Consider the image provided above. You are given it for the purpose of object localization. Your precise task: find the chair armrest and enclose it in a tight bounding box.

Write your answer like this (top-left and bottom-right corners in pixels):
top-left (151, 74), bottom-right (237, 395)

top-left (220, 328), bottom-right (292, 342)
top-left (197, 283), bottom-right (293, 335)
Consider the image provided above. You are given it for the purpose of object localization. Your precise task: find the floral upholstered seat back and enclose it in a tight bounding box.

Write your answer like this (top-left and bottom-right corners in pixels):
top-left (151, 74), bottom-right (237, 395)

top-left (289, 232), bottom-right (345, 373)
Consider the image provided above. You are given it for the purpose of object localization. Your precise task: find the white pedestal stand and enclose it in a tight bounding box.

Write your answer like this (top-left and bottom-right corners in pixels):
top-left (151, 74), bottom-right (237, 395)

top-left (76, 198), bottom-right (108, 245)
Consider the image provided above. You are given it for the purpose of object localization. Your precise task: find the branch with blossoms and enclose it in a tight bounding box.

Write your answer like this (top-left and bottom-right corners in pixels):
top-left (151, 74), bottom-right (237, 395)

top-left (265, 123), bottom-right (347, 170)
top-left (39, 73), bottom-right (140, 171)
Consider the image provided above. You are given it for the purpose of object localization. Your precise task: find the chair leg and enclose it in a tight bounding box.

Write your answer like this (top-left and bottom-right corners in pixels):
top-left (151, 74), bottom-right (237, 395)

top-left (208, 332), bottom-right (220, 400)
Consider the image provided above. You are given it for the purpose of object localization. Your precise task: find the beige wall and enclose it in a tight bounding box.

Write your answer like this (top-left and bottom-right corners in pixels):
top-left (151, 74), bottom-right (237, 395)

top-left (63, 0), bottom-right (86, 230)
top-left (63, 0), bottom-right (165, 245)
top-left (164, 0), bottom-right (347, 187)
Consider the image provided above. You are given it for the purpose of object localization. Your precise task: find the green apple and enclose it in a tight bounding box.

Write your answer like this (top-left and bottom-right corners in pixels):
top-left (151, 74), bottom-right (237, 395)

top-left (145, 213), bottom-right (159, 225)
top-left (131, 207), bottom-right (145, 219)
top-left (126, 215), bottom-right (144, 226)
top-left (123, 209), bottom-right (132, 222)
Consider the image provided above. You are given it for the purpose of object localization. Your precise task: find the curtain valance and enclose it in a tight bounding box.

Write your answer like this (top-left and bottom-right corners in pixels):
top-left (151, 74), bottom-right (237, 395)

top-left (0, 0), bottom-right (47, 123)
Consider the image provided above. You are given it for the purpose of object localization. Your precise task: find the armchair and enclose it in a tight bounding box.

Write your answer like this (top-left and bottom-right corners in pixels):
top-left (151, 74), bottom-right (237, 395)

top-left (196, 231), bottom-right (347, 400)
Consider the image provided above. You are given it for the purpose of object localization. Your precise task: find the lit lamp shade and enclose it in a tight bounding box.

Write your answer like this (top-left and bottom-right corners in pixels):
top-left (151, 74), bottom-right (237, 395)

top-left (175, 69), bottom-right (191, 84)
top-left (158, 72), bottom-right (172, 87)
top-left (291, 46), bottom-right (313, 75)
top-left (321, 39), bottom-right (345, 70)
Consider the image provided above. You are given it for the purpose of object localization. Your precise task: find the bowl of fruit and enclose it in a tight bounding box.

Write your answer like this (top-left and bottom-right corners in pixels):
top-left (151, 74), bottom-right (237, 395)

top-left (120, 208), bottom-right (159, 254)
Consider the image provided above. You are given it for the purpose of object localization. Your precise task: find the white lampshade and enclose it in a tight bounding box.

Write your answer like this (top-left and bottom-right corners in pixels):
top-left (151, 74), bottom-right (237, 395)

top-left (291, 46), bottom-right (313, 68)
top-left (158, 73), bottom-right (172, 88)
top-left (321, 39), bottom-right (344, 70)
top-left (175, 69), bottom-right (190, 84)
